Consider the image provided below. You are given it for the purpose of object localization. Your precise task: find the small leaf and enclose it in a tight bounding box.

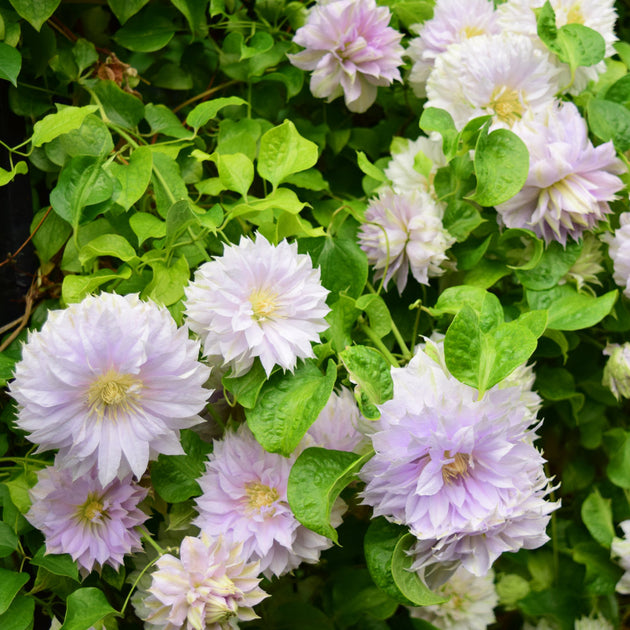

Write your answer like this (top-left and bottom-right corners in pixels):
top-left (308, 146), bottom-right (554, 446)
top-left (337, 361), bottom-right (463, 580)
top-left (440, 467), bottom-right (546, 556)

top-left (246, 359), bottom-right (336, 456)
top-left (0, 522), bottom-right (18, 558)
top-left (0, 161), bottom-right (27, 187)
top-left (144, 256), bottom-right (190, 306)
top-left (356, 151), bottom-right (387, 182)
top-left (61, 267), bottom-right (132, 304)
top-left (92, 80), bottom-right (145, 128)
top-left (30, 546), bottom-right (79, 582)
top-left (108, 0), bottom-right (149, 24)
top-left (216, 152), bottom-right (253, 198)
top-left (419, 107), bottom-right (457, 158)
top-left (288, 448), bottom-right (372, 543)
top-left (114, 7), bottom-right (175, 52)
top-left (59, 588), bottom-right (116, 630)
top-left (0, 42), bottom-right (21, 86)
top-left (469, 126), bottom-right (529, 207)
top-left (587, 98), bottom-right (630, 152)
top-left (32, 105), bottom-right (99, 147)
top-left (0, 569), bottom-right (28, 615)
top-left (186, 96), bottom-right (247, 129)
top-left (222, 360), bottom-right (268, 409)
top-left (130, 213), bottom-right (166, 246)
top-left (107, 146), bottom-right (153, 211)
top-left (581, 489), bottom-right (614, 548)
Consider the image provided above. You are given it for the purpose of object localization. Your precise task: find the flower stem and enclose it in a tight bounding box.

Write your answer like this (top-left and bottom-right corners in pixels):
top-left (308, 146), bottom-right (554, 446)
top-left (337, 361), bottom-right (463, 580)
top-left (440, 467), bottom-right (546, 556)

top-left (360, 321), bottom-right (400, 367)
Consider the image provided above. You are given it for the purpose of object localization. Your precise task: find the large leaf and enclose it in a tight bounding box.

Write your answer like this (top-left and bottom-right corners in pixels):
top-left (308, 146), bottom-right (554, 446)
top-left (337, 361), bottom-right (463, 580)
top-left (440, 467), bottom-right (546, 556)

top-left (0, 569), bottom-right (28, 615)
top-left (0, 42), bottom-right (21, 86)
top-left (32, 105), bottom-right (99, 147)
top-left (186, 96), bottom-right (247, 129)
top-left (246, 359), bottom-right (336, 456)
top-left (59, 588), bottom-right (117, 630)
top-left (9, 0), bottom-right (60, 30)
top-left (581, 489), bottom-right (614, 548)
top-left (107, 146), bottom-right (153, 211)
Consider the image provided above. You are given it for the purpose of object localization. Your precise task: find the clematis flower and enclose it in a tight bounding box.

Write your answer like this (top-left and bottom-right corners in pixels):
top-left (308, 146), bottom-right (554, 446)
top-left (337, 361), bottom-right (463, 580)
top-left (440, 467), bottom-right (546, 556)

top-left (27, 464), bottom-right (147, 574)
top-left (612, 520), bottom-right (630, 594)
top-left (426, 33), bottom-right (559, 130)
top-left (139, 533), bottom-right (268, 630)
top-left (358, 187), bottom-right (454, 293)
top-left (194, 425), bottom-right (342, 578)
top-left (497, 102), bottom-right (625, 245)
top-left (289, 0), bottom-right (404, 112)
top-left (407, 566), bottom-right (498, 630)
top-left (602, 213), bottom-right (630, 299)
top-left (406, 0), bottom-right (501, 97)
top-left (184, 235), bottom-right (329, 377)
top-left (10, 293), bottom-right (211, 486)
top-left (602, 343), bottom-right (630, 400)
top-left (360, 339), bottom-right (558, 577)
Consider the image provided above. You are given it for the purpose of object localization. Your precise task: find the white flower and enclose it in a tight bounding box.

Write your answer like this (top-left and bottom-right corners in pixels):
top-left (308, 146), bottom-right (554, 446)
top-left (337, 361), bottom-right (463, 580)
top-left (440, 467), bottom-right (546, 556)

top-left (602, 213), bottom-right (630, 299)
top-left (498, 0), bottom-right (617, 94)
top-left (384, 135), bottom-right (447, 196)
top-left (10, 293), bottom-right (211, 486)
top-left (358, 188), bottom-right (454, 293)
top-left (406, 0), bottom-right (501, 97)
top-left (612, 520), bottom-right (630, 593)
top-left (408, 566), bottom-right (498, 630)
top-left (574, 614), bottom-right (615, 630)
top-left (184, 235), bottom-right (330, 377)
top-left (426, 33), bottom-right (560, 130)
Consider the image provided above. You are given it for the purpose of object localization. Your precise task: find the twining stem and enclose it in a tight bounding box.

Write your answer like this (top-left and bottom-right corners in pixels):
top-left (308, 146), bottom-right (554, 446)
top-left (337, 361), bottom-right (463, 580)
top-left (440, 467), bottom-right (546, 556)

top-left (360, 321), bottom-right (400, 367)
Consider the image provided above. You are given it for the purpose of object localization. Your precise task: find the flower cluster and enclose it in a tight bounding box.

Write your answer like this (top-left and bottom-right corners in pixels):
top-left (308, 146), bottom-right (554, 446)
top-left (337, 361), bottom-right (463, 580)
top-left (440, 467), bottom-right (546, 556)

top-left (360, 340), bottom-right (558, 577)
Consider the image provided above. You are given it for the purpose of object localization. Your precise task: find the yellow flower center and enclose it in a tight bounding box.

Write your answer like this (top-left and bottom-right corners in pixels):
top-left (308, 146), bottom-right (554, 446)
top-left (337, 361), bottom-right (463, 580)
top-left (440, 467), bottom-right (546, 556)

top-left (249, 288), bottom-right (279, 321)
top-left (566, 3), bottom-right (584, 24)
top-left (442, 452), bottom-right (470, 484)
top-left (488, 87), bottom-right (523, 126)
top-left (461, 25), bottom-right (485, 39)
top-left (245, 481), bottom-right (280, 513)
top-left (78, 493), bottom-right (106, 522)
top-left (87, 370), bottom-right (141, 418)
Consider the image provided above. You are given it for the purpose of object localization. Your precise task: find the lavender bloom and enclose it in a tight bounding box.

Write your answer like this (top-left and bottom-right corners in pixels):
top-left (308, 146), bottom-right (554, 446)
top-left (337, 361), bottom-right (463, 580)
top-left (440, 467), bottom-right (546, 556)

top-left (360, 341), bottom-right (558, 577)
top-left (10, 293), bottom-right (211, 486)
top-left (406, 0), bottom-right (501, 97)
top-left (358, 187), bottom-right (454, 293)
top-left (194, 425), bottom-right (342, 578)
top-left (184, 235), bottom-right (329, 377)
top-left (289, 0), bottom-right (404, 113)
top-left (602, 213), bottom-right (630, 298)
top-left (27, 464), bottom-right (147, 574)
top-left (139, 533), bottom-right (268, 630)
top-left (497, 102), bottom-right (625, 245)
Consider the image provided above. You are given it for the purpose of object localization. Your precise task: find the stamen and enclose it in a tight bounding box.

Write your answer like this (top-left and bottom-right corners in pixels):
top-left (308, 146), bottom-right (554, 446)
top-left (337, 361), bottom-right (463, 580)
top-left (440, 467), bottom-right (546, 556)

top-left (249, 289), bottom-right (278, 321)
top-left (87, 370), bottom-right (141, 419)
top-left (245, 481), bottom-right (280, 513)
top-left (442, 451), bottom-right (470, 483)
top-left (488, 87), bottom-right (523, 126)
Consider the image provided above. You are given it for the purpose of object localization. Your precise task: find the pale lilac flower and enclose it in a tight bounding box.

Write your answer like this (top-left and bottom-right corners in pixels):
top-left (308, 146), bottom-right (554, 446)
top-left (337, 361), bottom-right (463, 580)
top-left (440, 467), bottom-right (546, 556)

top-left (139, 533), bottom-right (268, 630)
top-left (612, 520), bottom-right (630, 594)
top-left (574, 614), bottom-right (615, 630)
top-left (360, 341), bottom-right (558, 577)
top-left (407, 566), bottom-right (498, 630)
top-left (426, 33), bottom-right (560, 130)
top-left (602, 213), bottom-right (630, 299)
top-left (184, 235), bottom-right (329, 377)
top-left (358, 188), bottom-right (454, 293)
top-left (27, 464), bottom-right (147, 574)
top-left (603, 343), bottom-right (630, 400)
top-left (289, 0), bottom-right (404, 112)
top-left (406, 0), bottom-right (501, 97)
top-left (497, 102), bottom-right (625, 245)
top-left (303, 386), bottom-right (368, 453)
top-left (10, 293), bottom-right (211, 486)
top-left (194, 425), bottom-right (342, 578)
top-left (384, 135), bottom-right (447, 196)
top-left (498, 0), bottom-right (617, 94)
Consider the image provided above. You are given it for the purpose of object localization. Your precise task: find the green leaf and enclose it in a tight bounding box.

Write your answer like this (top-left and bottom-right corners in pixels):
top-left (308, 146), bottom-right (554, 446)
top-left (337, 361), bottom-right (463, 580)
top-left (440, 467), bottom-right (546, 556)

top-left (171, 0), bottom-right (208, 37)
top-left (430, 285), bottom-right (501, 320)
top-left (4, 471), bottom-right (36, 514)
top-left (390, 1), bottom-right (434, 29)
top-left (185, 96), bottom-right (247, 129)
top-left (516, 240), bottom-right (582, 290)
top-left (288, 448), bottom-right (372, 543)
top-left (78, 234), bottom-right (138, 266)
top-left (92, 80), bottom-right (145, 128)
top-left (364, 518), bottom-right (446, 607)
top-left (356, 294), bottom-right (392, 338)
top-left (59, 587), bottom-right (116, 630)
top-left (145, 104), bottom-right (192, 138)
top-left (144, 256), bottom-right (190, 306)
top-left (0, 161), bottom-right (27, 186)
top-left (108, 0), bottom-right (149, 24)
top-left (46, 115), bottom-right (114, 165)
top-left (151, 430), bottom-right (212, 502)
top-left (50, 156), bottom-right (114, 227)
top-left (246, 359), bottom-right (336, 456)
top-left (419, 107), bottom-right (457, 159)
top-left (527, 286), bottom-right (617, 331)
top-left (444, 304), bottom-right (540, 395)
top-left (581, 489), bottom-right (614, 548)
top-left (216, 152), bottom-right (253, 198)
top-left (222, 360), bottom-right (268, 409)
top-left (8, 0), bottom-right (60, 30)
top-left (339, 345), bottom-right (393, 419)
top-left (107, 146), bottom-right (153, 211)
top-left (0, 595), bottom-right (34, 630)
top-left (469, 126), bottom-right (529, 206)
top-left (258, 119), bottom-right (319, 190)
top-left (587, 98), bottom-right (630, 152)
top-left (556, 24), bottom-right (606, 68)
top-left (72, 38), bottom-right (98, 74)
top-left (604, 428), bottom-right (630, 488)
top-left (357, 150), bottom-right (387, 182)
top-left (151, 151), bottom-right (189, 218)
top-left (114, 7), bottom-right (175, 52)
top-left (61, 267), bottom-right (132, 304)
top-left (0, 569), bottom-right (28, 615)
top-left (32, 105), bottom-right (99, 147)
top-left (0, 42), bottom-right (20, 86)
top-left (442, 200), bottom-right (483, 242)
top-left (130, 212), bottom-right (166, 246)
top-left (30, 546), bottom-right (79, 582)
top-left (165, 199), bottom-right (199, 247)
top-left (0, 522), bottom-right (17, 558)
